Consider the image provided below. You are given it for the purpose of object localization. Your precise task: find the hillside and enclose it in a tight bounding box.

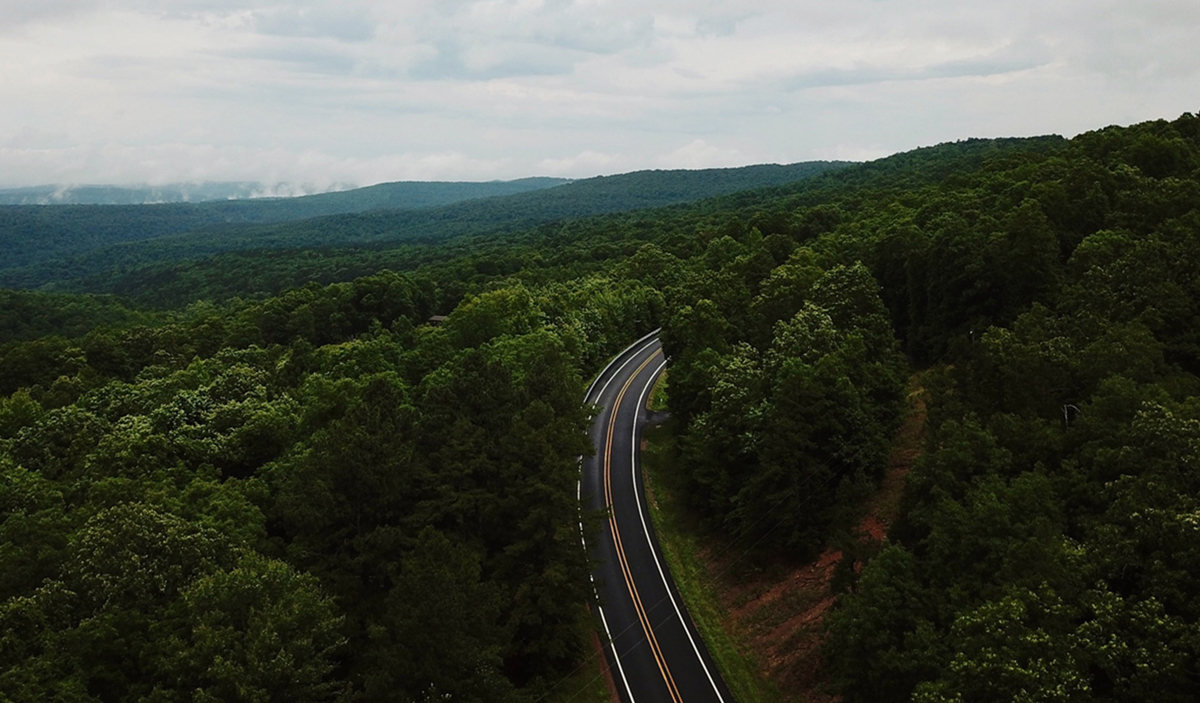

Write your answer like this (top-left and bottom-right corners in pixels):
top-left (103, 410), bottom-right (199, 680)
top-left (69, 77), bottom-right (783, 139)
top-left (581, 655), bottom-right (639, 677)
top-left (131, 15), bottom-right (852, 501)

top-left (0, 177), bottom-right (571, 273)
top-left (0, 182), bottom-right (269, 205)
top-left (0, 162), bottom-right (848, 292)
top-left (57, 139), bottom-right (1059, 308)
top-left (0, 178), bottom-right (569, 209)
top-left (3, 113), bottom-right (1200, 703)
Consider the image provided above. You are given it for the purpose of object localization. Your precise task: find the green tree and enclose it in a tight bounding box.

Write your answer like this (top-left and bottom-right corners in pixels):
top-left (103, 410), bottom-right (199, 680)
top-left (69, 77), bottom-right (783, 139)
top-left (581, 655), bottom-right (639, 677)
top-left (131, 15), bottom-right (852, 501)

top-left (360, 528), bottom-right (515, 703)
top-left (147, 553), bottom-right (346, 703)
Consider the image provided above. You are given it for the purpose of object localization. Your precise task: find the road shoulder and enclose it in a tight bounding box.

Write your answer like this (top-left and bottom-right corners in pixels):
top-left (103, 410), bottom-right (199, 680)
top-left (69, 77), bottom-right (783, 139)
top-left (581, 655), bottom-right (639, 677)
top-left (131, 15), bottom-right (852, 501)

top-left (640, 372), bottom-right (928, 702)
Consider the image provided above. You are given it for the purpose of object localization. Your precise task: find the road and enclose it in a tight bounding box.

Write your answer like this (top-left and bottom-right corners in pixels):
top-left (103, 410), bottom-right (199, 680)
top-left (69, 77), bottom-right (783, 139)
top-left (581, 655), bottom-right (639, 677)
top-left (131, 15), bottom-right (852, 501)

top-left (580, 331), bottom-right (735, 703)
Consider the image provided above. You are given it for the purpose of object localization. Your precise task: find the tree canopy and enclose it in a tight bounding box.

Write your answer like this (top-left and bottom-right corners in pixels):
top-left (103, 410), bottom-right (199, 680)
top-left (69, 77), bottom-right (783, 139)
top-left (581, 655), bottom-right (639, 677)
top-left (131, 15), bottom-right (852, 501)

top-left (4, 112), bottom-right (1200, 701)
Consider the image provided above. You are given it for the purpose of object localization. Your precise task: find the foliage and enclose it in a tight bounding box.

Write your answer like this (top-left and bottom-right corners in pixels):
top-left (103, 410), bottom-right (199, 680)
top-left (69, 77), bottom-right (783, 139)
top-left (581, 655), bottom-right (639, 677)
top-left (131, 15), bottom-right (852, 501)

top-left (0, 162), bottom-right (846, 291)
top-left (0, 249), bottom-right (660, 700)
top-left (825, 112), bottom-right (1200, 703)
top-left (4, 112), bottom-right (1200, 702)
top-left (0, 290), bottom-right (157, 345)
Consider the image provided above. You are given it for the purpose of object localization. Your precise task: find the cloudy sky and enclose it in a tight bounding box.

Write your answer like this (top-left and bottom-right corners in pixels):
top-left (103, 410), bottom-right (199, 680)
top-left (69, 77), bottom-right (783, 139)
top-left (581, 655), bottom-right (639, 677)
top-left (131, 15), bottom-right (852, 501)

top-left (1, 0), bottom-right (1197, 189)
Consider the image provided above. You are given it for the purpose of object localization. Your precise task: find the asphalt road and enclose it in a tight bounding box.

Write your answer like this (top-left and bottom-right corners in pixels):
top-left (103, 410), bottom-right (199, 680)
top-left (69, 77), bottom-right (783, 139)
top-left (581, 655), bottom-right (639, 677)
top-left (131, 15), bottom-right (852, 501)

top-left (581, 332), bottom-right (735, 703)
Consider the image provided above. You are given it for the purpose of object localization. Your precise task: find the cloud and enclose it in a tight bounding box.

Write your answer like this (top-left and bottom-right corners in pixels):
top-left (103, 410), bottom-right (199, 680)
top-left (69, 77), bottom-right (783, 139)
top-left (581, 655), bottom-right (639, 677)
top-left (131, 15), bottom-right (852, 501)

top-left (1056, 0), bottom-right (1200, 81)
top-left (218, 41), bottom-right (362, 76)
top-left (0, 0), bottom-right (100, 30)
top-left (0, 0), bottom-right (1198, 186)
top-left (779, 39), bottom-right (1053, 91)
top-left (409, 38), bottom-right (579, 81)
top-left (402, 1), bottom-right (660, 80)
top-left (251, 6), bottom-right (375, 42)
top-left (658, 139), bottom-right (745, 170)
top-left (536, 150), bottom-right (623, 176)
top-left (0, 140), bottom-right (511, 189)
top-left (810, 142), bottom-right (892, 163)
top-left (5, 126), bottom-right (74, 150)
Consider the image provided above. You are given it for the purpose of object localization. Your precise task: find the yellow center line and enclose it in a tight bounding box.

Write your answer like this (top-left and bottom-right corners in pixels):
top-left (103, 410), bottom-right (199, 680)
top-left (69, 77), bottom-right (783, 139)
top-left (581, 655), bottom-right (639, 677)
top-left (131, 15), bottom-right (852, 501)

top-left (603, 348), bottom-right (683, 703)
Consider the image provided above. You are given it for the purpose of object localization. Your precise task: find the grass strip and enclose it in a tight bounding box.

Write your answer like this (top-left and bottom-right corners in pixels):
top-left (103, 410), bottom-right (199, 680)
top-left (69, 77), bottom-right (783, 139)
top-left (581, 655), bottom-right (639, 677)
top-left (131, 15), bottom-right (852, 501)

top-left (640, 375), bottom-right (783, 703)
top-left (546, 648), bottom-right (615, 703)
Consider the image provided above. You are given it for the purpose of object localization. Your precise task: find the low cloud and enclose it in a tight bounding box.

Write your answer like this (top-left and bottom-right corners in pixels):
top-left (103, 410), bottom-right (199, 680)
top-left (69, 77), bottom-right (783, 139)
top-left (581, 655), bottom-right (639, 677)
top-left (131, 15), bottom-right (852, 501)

top-left (252, 6), bottom-right (375, 42)
top-left (780, 39), bottom-right (1053, 91)
top-left (659, 139), bottom-right (745, 170)
top-left (0, 141), bottom-right (509, 189)
top-left (0, 0), bottom-right (100, 31)
top-left (536, 150), bottom-right (623, 177)
top-left (0, 0), bottom-right (1197, 186)
top-left (409, 38), bottom-right (580, 81)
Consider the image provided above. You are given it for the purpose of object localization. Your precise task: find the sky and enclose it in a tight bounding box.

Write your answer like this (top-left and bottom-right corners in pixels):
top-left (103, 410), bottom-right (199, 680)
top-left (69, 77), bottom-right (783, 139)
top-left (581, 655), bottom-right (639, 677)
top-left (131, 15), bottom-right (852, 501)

top-left (1, 0), bottom-right (1198, 190)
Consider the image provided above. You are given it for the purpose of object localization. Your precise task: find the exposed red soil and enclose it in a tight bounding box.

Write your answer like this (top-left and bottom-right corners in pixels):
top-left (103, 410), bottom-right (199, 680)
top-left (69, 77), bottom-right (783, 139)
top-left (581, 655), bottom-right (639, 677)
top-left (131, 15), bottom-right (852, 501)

top-left (702, 378), bottom-right (928, 702)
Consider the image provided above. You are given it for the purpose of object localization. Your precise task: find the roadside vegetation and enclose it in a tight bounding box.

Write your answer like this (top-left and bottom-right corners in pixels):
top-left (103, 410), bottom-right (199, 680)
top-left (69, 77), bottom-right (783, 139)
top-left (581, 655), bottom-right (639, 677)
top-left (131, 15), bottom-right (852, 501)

top-left (2, 113), bottom-right (1200, 701)
top-left (545, 649), bottom-right (613, 703)
top-left (642, 413), bottom-right (785, 703)
top-left (641, 372), bottom-right (929, 702)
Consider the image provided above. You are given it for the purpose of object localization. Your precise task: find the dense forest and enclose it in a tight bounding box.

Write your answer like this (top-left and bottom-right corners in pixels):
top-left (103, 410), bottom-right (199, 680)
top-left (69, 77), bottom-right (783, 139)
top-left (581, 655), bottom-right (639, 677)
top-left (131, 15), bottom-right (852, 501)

top-left (0, 183), bottom-right (273, 205)
top-left (0, 162), bottom-right (844, 291)
top-left (0, 179), bottom-right (571, 207)
top-left (2, 112), bottom-right (1199, 701)
top-left (0, 177), bottom-right (567, 272)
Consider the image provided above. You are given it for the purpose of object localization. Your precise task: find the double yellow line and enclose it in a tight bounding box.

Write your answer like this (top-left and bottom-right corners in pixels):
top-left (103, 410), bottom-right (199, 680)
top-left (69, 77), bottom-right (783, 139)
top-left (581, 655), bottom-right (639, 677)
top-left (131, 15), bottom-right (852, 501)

top-left (603, 348), bottom-right (683, 703)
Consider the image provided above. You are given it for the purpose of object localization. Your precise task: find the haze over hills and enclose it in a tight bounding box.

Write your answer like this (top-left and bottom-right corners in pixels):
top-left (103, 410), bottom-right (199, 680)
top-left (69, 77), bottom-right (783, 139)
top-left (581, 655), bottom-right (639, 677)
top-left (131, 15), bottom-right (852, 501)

top-left (0, 162), bottom-right (848, 291)
top-left (0, 178), bottom-right (570, 206)
top-left (0, 177), bottom-right (569, 217)
top-left (0, 177), bottom-right (572, 273)
top-left (0, 183), bottom-right (274, 205)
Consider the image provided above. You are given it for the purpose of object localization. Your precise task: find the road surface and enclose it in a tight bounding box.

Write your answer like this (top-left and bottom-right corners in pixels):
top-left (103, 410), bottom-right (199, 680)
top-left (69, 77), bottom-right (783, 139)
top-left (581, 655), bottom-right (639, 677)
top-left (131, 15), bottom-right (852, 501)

top-left (580, 331), bottom-right (735, 703)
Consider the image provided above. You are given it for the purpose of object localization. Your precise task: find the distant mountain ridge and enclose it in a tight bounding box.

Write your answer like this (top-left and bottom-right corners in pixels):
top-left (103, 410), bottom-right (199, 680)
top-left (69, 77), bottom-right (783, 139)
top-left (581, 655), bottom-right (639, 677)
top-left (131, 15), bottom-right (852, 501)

top-left (0, 163), bottom-right (849, 289)
top-left (0, 178), bottom-right (570, 206)
top-left (0, 177), bottom-right (573, 272)
top-left (193, 177), bottom-right (572, 221)
top-left (0, 182), bottom-right (268, 205)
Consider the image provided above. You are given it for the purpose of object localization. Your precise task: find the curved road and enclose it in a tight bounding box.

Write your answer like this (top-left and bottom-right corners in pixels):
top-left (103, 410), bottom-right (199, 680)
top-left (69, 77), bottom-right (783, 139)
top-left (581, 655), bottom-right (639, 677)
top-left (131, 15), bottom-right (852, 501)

top-left (581, 332), bottom-right (734, 703)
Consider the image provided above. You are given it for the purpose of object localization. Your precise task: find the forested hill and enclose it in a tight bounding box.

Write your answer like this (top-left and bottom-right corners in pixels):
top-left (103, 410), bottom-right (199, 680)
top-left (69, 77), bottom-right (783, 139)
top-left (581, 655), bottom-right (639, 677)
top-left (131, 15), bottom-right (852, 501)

top-left (0, 162), bottom-right (846, 289)
top-left (0, 289), bottom-right (157, 344)
top-left (3, 113), bottom-right (1200, 702)
top-left (45, 137), bottom-right (1061, 309)
top-left (0, 177), bottom-right (569, 272)
top-left (0, 182), bottom-right (269, 205)
top-left (0, 179), bottom-right (569, 207)
top-left (194, 177), bottom-right (571, 220)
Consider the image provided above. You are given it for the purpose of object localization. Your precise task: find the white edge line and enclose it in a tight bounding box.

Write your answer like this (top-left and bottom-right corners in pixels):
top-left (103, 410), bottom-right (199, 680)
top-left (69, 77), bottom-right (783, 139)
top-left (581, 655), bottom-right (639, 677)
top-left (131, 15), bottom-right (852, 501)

top-left (597, 603), bottom-right (636, 703)
top-left (583, 327), bottom-right (662, 402)
top-left (631, 356), bottom-right (729, 703)
top-left (585, 328), bottom-right (662, 405)
top-left (577, 470), bottom-right (637, 703)
top-left (576, 329), bottom-right (661, 703)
